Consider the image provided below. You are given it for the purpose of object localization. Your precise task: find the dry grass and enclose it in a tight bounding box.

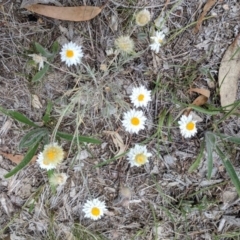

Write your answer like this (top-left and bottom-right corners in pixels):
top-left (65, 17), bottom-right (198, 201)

top-left (1, 0), bottom-right (240, 239)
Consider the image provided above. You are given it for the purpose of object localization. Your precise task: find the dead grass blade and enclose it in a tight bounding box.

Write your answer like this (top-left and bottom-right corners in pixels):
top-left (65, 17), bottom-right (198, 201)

top-left (25, 4), bottom-right (105, 21)
top-left (193, 0), bottom-right (217, 34)
top-left (218, 34), bottom-right (240, 109)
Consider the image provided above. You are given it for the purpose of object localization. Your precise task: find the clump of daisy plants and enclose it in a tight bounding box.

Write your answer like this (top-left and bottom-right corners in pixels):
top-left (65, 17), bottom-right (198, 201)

top-left (0, 100), bottom-right (101, 179)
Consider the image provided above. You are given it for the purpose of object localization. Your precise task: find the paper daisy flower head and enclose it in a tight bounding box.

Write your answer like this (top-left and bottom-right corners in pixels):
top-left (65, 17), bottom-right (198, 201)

top-left (127, 144), bottom-right (152, 167)
top-left (83, 198), bottom-right (107, 221)
top-left (130, 85), bottom-right (151, 108)
top-left (122, 109), bottom-right (146, 134)
top-left (60, 41), bottom-right (83, 67)
top-left (178, 114), bottom-right (197, 138)
top-left (49, 173), bottom-right (68, 186)
top-left (150, 31), bottom-right (166, 53)
top-left (37, 143), bottom-right (64, 170)
top-left (135, 9), bottom-right (151, 26)
top-left (115, 36), bottom-right (134, 54)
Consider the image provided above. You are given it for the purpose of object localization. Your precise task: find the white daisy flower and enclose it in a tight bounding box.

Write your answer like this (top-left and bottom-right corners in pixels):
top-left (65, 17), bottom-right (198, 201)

top-left (127, 144), bottom-right (152, 167)
top-left (82, 198), bottom-right (107, 221)
top-left (37, 143), bottom-right (64, 170)
top-left (135, 9), bottom-right (151, 27)
top-left (28, 54), bottom-right (47, 71)
top-left (60, 41), bottom-right (83, 67)
top-left (149, 31), bottom-right (166, 53)
top-left (178, 114), bottom-right (197, 138)
top-left (49, 172), bottom-right (68, 186)
top-left (130, 85), bottom-right (151, 108)
top-left (122, 109), bottom-right (146, 134)
top-left (115, 36), bottom-right (134, 54)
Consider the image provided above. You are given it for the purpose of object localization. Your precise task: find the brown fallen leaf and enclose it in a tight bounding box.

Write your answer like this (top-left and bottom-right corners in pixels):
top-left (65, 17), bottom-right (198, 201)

top-left (219, 34), bottom-right (240, 109)
top-left (193, 0), bottom-right (217, 34)
top-left (25, 3), bottom-right (106, 22)
top-left (0, 151), bottom-right (37, 164)
top-left (185, 88), bottom-right (210, 115)
top-left (189, 88), bottom-right (210, 98)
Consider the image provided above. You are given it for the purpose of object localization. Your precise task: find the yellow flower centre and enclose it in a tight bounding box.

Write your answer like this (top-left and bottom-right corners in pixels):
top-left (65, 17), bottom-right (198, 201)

top-left (91, 207), bottom-right (100, 217)
top-left (158, 38), bottom-right (163, 44)
top-left (66, 49), bottom-right (74, 58)
top-left (138, 15), bottom-right (148, 24)
top-left (43, 148), bottom-right (58, 165)
top-left (135, 153), bottom-right (147, 165)
top-left (138, 94), bottom-right (144, 101)
top-left (131, 117), bottom-right (140, 126)
top-left (186, 121), bottom-right (195, 131)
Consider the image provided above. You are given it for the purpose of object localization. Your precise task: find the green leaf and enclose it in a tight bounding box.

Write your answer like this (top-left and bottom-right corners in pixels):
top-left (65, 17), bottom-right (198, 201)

top-left (188, 141), bottom-right (204, 173)
top-left (217, 133), bottom-right (240, 144)
top-left (50, 41), bottom-right (59, 56)
top-left (167, 113), bottom-right (173, 141)
top-left (205, 132), bottom-right (216, 179)
top-left (42, 100), bottom-right (53, 124)
top-left (157, 109), bottom-right (167, 140)
top-left (216, 146), bottom-right (240, 197)
top-left (19, 128), bottom-right (48, 150)
top-left (4, 141), bottom-right (40, 178)
top-left (217, 100), bottom-right (240, 125)
top-left (0, 106), bottom-right (38, 127)
top-left (56, 131), bottom-right (101, 144)
top-left (34, 42), bottom-right (52, 58)
top-left (188, 105), bottom-right (221, 115)
top-left (32, 64), bottom-right (49, 82)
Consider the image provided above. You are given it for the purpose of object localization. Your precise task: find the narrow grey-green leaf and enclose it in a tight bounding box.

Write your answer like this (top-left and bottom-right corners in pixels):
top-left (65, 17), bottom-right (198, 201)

top-left (50, 41), bottom-right (59, 57)
top-left (216, 146), bottom-right (240, 197)
top-left (4, 141), bottom-right (40, 178)
top-left (0, 106), bottom-right (38, 127)
top-left (217, 133), bottom-right (240, 145)
top-left (188, 105), bottom-right (221, 115)
top-left (42, 100), bottom-right (53, 124)
top-left (205, 132), bottom-right (216, 179)
top-left (19, 128), bottom-right (48, 150)
top-left (189, 141), bottom-right (204, 173)
top-left (34, 42), bottom-right (52, 58)
top-left (56, 131), bottom-right (101, 144)
top-left (32, 64), bottom-right (49, 82)
top-left (157, 109), bottom-right (167, 140)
